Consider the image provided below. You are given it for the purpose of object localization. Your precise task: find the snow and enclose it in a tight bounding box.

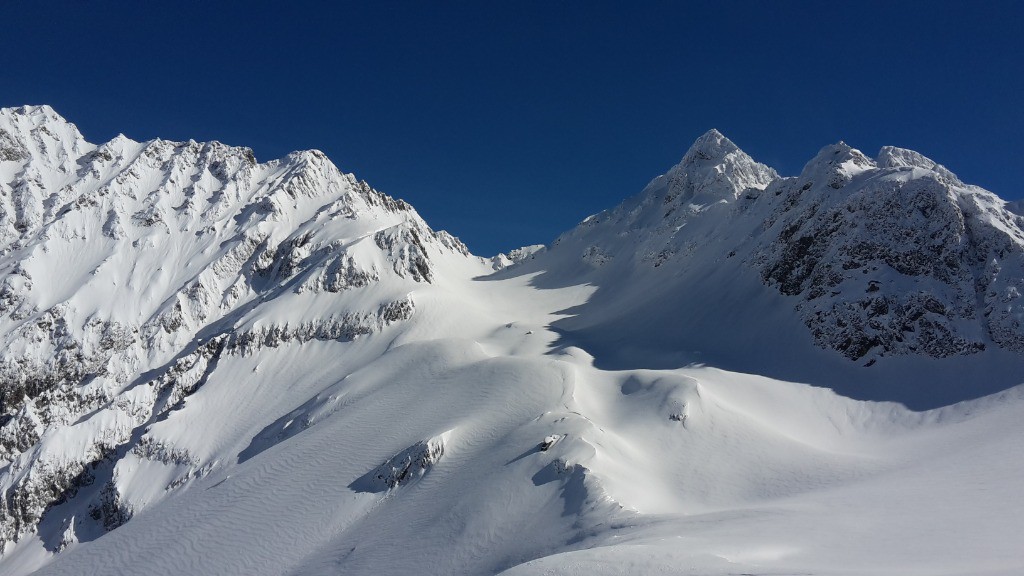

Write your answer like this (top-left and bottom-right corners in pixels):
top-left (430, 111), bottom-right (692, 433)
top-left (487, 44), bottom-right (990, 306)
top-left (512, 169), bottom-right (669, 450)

top-left (0, 106), bottom-right (1023, 575)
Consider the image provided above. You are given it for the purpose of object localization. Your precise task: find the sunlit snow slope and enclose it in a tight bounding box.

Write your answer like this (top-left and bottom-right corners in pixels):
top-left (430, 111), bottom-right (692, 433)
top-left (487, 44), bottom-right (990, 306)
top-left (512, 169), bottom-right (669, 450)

top-left (1, 106), bottom-right (1022, 575)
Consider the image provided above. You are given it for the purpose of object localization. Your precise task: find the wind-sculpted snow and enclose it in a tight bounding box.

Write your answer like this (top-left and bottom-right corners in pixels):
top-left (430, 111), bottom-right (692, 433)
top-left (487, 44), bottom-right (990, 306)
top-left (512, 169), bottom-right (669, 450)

top-left (0, 335), bottom-right (226, 547)
top-left (1, 107), bottom-right (1024, 575)
top-left (0, 105), bottom-right (477, 553)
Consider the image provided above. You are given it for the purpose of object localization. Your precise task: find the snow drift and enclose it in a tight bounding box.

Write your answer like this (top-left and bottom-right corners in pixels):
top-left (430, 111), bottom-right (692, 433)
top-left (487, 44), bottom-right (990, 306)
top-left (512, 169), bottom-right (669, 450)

top-left (1, 105), bottom-right (1022, 575)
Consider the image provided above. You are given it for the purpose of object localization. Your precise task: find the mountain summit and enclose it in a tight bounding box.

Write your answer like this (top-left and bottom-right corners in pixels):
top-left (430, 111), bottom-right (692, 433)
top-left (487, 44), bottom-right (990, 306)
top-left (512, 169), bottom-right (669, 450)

top-left (1, 107), bottom-right (1023, 576)
top-left (533, 128), bottom-right (1024, 386)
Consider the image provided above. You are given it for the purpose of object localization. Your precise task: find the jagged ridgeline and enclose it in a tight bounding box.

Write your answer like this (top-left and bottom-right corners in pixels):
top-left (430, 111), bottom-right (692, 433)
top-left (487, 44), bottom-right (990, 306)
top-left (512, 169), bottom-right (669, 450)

top-left (544, 129), bottom-right (1024, 365)
top-left (0, 105), bottom-right (1023, 572)
top-left (0, 105), bottom-right (507, 548)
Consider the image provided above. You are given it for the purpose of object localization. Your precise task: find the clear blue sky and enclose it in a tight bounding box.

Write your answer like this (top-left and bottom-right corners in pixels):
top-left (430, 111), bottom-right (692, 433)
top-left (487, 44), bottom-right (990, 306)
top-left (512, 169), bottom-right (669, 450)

top-left (5, 1), bottom-right (1022, 255)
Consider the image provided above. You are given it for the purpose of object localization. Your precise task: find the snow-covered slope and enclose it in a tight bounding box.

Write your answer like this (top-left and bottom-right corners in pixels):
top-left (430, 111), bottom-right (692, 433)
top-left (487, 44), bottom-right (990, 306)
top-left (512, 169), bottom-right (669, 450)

top-left (1, 106), bottom-right (1022, 575)
top-left (0, 104), bottom-right (479, 556)
top-left (514, 129), bottom-right (1024, 406)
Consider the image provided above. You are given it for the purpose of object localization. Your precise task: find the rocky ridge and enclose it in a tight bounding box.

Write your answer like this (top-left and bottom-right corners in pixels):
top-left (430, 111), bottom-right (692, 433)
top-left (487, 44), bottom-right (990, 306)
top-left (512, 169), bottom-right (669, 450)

top-left (0, 106), bottom-right (1022, 563)
top-left (0, 105), bottom-right (477, 548)
top-left (548, 129), bottom-right (1024, 364)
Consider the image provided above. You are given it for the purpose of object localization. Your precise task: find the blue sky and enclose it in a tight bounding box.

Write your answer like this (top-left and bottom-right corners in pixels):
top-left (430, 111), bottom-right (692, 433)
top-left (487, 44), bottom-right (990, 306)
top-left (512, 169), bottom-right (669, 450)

top-left (5, 1), bottom-right (1022, 255)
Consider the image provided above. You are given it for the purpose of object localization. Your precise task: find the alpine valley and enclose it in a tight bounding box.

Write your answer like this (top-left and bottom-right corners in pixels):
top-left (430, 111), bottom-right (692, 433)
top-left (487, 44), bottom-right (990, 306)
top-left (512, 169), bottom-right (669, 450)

top-left (1, 105), bottom-right (1022, 575)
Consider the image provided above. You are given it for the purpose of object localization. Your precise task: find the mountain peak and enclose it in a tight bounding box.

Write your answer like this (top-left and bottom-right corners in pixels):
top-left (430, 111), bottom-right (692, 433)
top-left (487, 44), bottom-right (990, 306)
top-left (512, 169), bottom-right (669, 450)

top-left (2, 104), bottom-right (55, 117)
top-left (680, 128), bottom-right (738, 164)
top-left (0, 104), bottom-right (73, 130)
top-left (2, 105), bottom-right (1024, 576)
top-left (0, 105), bottom-right (90, 165)
top-left (655, 130), bottom-right (777, 202)
top-left (798, 141), bottom-right (876, 188)
top-left (876, 145), bottom-right (961, 184)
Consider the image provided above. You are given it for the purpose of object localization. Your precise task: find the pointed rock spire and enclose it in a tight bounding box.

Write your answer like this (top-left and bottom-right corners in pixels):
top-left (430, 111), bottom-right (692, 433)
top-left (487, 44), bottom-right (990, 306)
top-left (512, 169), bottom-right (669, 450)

top-left (657, 130), bottom-right (778, 203)
top-left (680, 129), bottom-right (738, 164)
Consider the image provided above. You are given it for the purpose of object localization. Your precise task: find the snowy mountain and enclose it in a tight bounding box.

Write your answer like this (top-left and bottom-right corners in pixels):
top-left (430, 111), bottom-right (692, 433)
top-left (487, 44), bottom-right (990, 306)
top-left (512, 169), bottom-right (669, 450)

top-left (0, 104), bottom-right (480, 557)
top-left (1, 105), bottom-right (1022, 575)
top-left (520, 129), bottom-right (1024, 404)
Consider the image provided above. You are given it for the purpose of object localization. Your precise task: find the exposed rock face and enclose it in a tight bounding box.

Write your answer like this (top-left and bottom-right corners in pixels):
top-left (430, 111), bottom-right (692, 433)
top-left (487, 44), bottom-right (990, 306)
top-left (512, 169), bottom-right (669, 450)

top-left (754, 144), bottom-right (1024, 361)
top-left (550, 132), bottom-right (1024, 365)
top-left (0, 105), bottom-right (475, 547)
top-left (1, 107), bottom-right (1023, 559)
top-left (353, 433), bottom-right (449, 492)
top-left (88, 480), bottom-right (132, 533)
top-left (225, 298), bottom-right (415, 355)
